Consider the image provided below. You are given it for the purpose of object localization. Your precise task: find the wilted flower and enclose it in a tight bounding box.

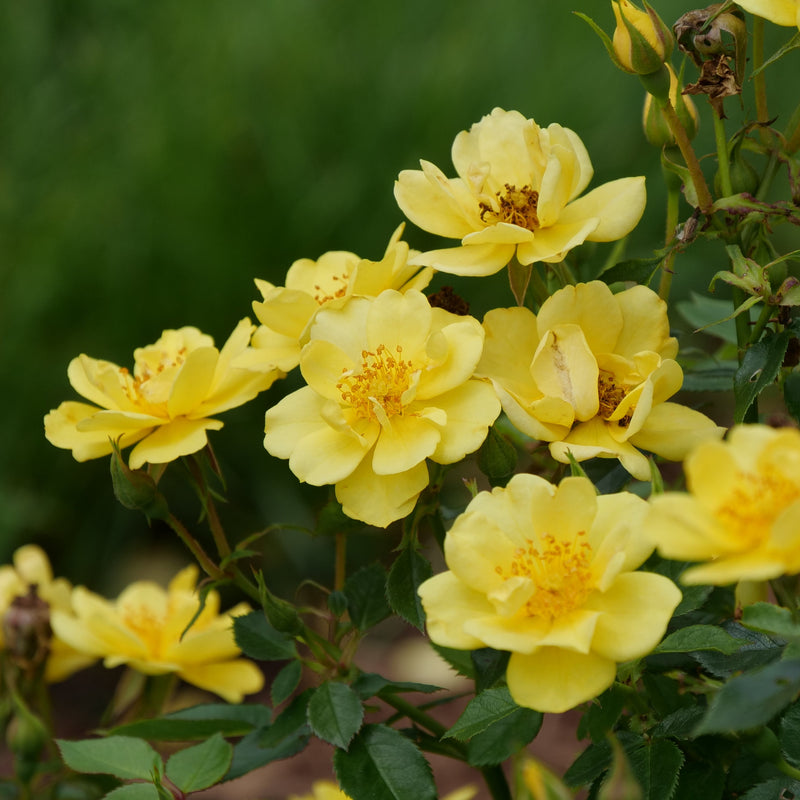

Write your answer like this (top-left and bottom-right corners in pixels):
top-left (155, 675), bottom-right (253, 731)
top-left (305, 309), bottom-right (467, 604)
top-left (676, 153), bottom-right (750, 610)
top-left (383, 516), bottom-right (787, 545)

top-left (476, 281), bottom-right (723, 480)
top-left (646, 424), bottom-right (800, 584)
top-left (724, 0), bottom-right (799, 30)
top-left (45, 320), bottom-right (281, 469)
top-left (0, 545), bottom-right (95, 682)
top-left (263, 289), bottom-right (500, 527)
top-left (51, 565), bottom-right (263, 703)
top-left (611, 0), bottom-right (674, 75)
top-left (418, 474), bottom-right (681, 713)
top-left (394, 108), bottom-right (646, 277)
top-left (240, 225), bottom-right (433, 373)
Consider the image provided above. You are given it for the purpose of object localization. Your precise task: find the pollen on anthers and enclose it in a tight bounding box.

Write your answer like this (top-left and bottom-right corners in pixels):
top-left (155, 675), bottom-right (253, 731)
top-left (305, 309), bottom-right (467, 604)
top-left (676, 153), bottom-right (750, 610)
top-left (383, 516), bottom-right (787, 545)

top-left (337, 344), bottom-right (415, 421)
top-left (479, 183), bottom-right (540, 231)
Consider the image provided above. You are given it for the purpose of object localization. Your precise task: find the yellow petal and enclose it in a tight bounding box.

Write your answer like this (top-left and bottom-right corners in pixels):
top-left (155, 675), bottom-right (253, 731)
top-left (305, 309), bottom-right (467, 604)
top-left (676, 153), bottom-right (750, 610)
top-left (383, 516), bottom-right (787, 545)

top-left (560, 177), bottom-right (647, 242)
top-left (67, 355), bottom-right (134, 411)
top-left (629, 402), bottom-right (724, 461)
top-left (178, 659), bottom-right (264, 703)
top-left (462, 222), bottom-right (534, 244)
top-left (613, 285), bottom-right (676, 359)
top-left (13, 545), bottom-right (53, 585)
top-left (289, 423), bottom-right (372, 485)
top-left (409, 243), bottom-right (515, 276)
top-left (681, 551), bottom-right (788, 585)
top-left (416, 315), bottom-right (485, 399)
top-left (128, 418), bottom-right (223, 468)
top-left (372, 416), bottom-right (440, 475)
top-left (264, 386), bottom-right (336, 460)
top-left (586, 572), bottom-right (681, 661)
top-left (506, 648), bottom-right (616, 713)
top-left (168, 347), bottom-right (218, 418)
top-left (516, 218), bottom-right (599, 264)
top-left (734, 0), bottom-right (797, 26)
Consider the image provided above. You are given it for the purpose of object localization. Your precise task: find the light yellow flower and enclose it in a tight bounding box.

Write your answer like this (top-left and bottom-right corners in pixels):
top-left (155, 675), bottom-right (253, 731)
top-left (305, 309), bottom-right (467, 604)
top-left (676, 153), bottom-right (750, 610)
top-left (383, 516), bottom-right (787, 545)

top-left (419, 475), bottom-right (681, 713)
top-left (733, 0), bottom-right (800, 29)
top-left (393, 108), bottom-right (646, 277)
top-left (45, 319), bottom-right (282, 469)
top-left (0, 545), bottom-right (96, 682)
top-left (287, 781), bottom-right (477, 800)
top-left (475, 281), bottom-right (724, 480)
top-left (263, 289), bottom-right (501, 527)
top-left (646, 424), bottom-right (800, 585)
top-left (50, 565), bottom-right (263, 703)
top-left (241, 224), bottom-right (433, 373)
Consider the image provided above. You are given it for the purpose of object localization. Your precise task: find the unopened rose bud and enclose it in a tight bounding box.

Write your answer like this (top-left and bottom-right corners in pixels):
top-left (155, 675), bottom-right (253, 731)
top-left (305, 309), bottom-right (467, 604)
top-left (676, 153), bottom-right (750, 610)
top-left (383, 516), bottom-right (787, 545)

top-left (612, 0), bottom-right (674, 76)
top-left (643, 64), bottom-right (700, 147)
top-left (110, 440), bottom-right (169, 521)
top-left (2, 585), bottom-right (51, 673)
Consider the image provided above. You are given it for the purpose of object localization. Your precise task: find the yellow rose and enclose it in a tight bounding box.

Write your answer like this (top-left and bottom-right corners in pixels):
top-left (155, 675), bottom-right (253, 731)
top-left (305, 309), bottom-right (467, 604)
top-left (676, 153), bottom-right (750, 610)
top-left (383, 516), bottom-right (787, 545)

top-left (393, 108), bottom-right (646, 277)
top-left (263, 289), bottom-right (501, 527)
top-left (50, 565), bottom-right (263, 703)
top-left (45, 319), bottom-right (282, 469)
top-left (0, 545), bottom-right (95, 682)
top-left (288, 781), bottom-right (477, 800)
top-left (734, 0), bottom-right (800, 29)
top-left (646, 424), bottom-right (800, 585)
top-left (240, 224), bottom-right (433, 373)
top-left (418, 475), bottom-right (682, 713)
top-left (475, 281), bottom-right (724, 480)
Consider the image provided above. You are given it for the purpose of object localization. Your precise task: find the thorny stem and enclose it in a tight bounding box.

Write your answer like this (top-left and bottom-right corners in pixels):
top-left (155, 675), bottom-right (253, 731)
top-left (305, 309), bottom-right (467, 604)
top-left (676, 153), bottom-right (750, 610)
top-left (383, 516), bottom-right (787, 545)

top-left (165, 513), bottom-right (225, 582)
top-left (657, 96), bottom-right (714, 214)
top-left (748, 302), bottom-right (774, 346)
top-left (785, 99), bottom-right (800, 154)
top-left (713, 112), bottom-right (733, 198)
top-left (658, 183), bottom-right (681, 301)
top-left (752, 18), bottom-right (769, 129)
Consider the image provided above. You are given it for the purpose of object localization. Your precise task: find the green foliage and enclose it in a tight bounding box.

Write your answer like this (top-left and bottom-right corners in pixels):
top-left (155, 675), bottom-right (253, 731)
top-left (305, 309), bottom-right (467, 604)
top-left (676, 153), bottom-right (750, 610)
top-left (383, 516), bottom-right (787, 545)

top-left (57, 737), bottom-right (163, 782)
top-left (233, 610), bottom-right (297, 661)
top-left (306, 682), bottom-right (364, 750)
top-left (343, 563), bottom-right (392, 631)
top-left (386, 545), bottom-right (432, 631)
top-left (163, 734), bottom-right (232, 793)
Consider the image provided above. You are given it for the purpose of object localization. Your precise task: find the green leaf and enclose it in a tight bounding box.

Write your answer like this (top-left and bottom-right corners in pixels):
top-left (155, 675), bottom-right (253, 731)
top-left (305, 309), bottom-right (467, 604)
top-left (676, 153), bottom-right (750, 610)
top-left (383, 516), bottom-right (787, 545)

top-left (780, 701), bottom-right (800, 768)
top-left (271, 660), bottom-right (303, 707)
top-left (598, 254), bottom-right (662, 287)
top-left (740, 777), bottom-right (800, 799)
top-left (565, 738), bottom-right (614, 788)
top-left (680, 363), bottom-right (738, 393)
top-left (344, 563), bottom-right (391, 632)
top-left (386, 546), bottom-right (432, 631)
top-left (651, 706), bottom-right (706, 739)
top-left (57, 737), bottom-right (163, 782)
top-left (334, 724), bottom-right (436, 800)
top-left (165, 734), bottom-right (232, 793)
top-left (444, 686), bottom-right (520, 741)
top-left (676, 293), bottom-right (738, 344)
top-left (742, 602), bottom-right (800, 641)
top-left (752, 30), bottom-right (800, 75)
top-left (352, 672), bottom-right (441, 700)
top-left (693, 620), bottom-right (783, 678)
top-left (102, 786), bottom-right (160, 800)
top-left (672, 760), bottom-right (726, 800)
top-left (652, 624), bottom-right (742, 655)
top-left (628, 738), bottom-right (684, 800)
top-left (163, 703), bottom-right (270, 727)
top-left (233, 611), bottom-right (296, 661)
top-left (784, 371), bottom-right (800, 425)
top-left (430, 645), bottom-right (476, 680)
top-left (577, 685), bottom-right (626, 743)
top-left (734, 330), bottom-right (793, 423)
top-left (307, 682), bottom-right (364, 750)
top-left (694, 658), bottom-right (800, 735)
top-left (471, 648), bottom-right (509, 693)
top-left (465, 704), bottom-right (542, 766)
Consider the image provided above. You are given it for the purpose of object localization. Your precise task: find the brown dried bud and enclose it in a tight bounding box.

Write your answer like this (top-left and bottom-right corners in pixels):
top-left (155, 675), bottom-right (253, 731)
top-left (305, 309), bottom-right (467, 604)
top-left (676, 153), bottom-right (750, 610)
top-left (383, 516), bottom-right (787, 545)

top-left (2, 585), bottom-right (52, 673)
top-left (427, 285), bottom-right (470, 316)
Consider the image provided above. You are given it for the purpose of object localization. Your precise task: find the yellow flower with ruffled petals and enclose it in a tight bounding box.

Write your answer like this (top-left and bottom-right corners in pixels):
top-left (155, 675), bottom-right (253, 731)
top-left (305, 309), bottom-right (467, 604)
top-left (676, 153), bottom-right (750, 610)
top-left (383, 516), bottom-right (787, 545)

top-left (393, 108), bottom-right (646, 277)
top-left (647, 424), bottom-right (800, 585)
top-left (50, 565), bottom-right (263, 703)
top-left (418, 474), bottom-right (681, 713)
top-left (734, 0), bottom-right (800, 30)
top-left (0, 545), bottom-right (96, 682)
top-left (45, 319), bottom-right (282, 469)
top-left (476, 280), bottom-right (723, 479)
top-left (263, 289), bottom-right (501, 527)
top-left (241, 224), bottom-right (433, 373)
top-left (288, 781), bottom-right (477, 800)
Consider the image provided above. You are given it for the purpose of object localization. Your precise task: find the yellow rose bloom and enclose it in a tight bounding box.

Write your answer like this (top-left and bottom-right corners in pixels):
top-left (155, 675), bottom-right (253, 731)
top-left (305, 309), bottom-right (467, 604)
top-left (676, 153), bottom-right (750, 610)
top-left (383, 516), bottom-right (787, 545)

top-left (646, 424), bottom-right (800, 585)
top-left (475, 281), bottom-right (724, 480)
top-left (0, 545), bottom-right (96, 682)
top-left (734, 0), bottom-right (800, 29)
top-left (45, 319), bottom-right (282, 469)
top-left (419, 475), bottom-right (681, 713)
top-left (393, 108), bottom-right (646, 277)
top-left (50, 565), bottom-right (263, 703)
top-left (288, 781), bottom-right (477, 800)
top-left (263, 289), bottom-right (501, 527)
top-left (240, 224), bottom-right (433, 373)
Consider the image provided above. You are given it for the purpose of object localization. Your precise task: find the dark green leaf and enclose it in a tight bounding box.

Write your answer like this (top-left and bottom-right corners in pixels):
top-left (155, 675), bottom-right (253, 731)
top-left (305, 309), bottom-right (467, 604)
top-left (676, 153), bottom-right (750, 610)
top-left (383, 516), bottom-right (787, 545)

top-left (386, 546), bottom-right (432, 631)
top-left (565, 739), bottom-right (613, 788)
top-left (334, 724), bottom-right (436, 800)
top-left (344, 563), bottom-right (391, 632)
top-left (352, 672), bottom-right (441, 700)
top-left (233, 611), bottom-right (296, 661)
top-left (471, 648), bottom-right (509, 693)
top-left (444, 686), bottom-right (520, 741)
top-left (694, 659), bottom-right (800, 735)
top-left (57, 737), bottom-right (163, 781)
top-left (165, 734), bottom-right (232, 793)
top-left (672, 761), bottom-right (726, 800)
top-left (102, 787), bottom-right (160, 800)
top-left (784, 370), bottom-right (800, 425)
top-left (680, 364), bottom-right (737, 393)
top-left (107, 718), bottom-right (255, 741)
top-left (307, 682), bottom-right (364, 750)
top-left (465, 704), bottom-right (542, 766)
top-left (740, 777), bottom-right (800, 799)
top-left (676, 293), bottom-right (737, 344)
top-left (271, 660), bottom-right (303, 707)
top-left (743, 601), bottom-right (800, 640)
top-left (164, 703), bottom-right (270, 727)
top-left (599, 255), bottom-right (662, 286)
top-left (628, 738), bottom-right (684, 800)
top-left (652, 624), bottom-right (742, 655)
top-left (693, 621), bottom-right (782, 677)
top-left (651, 706), bottom-right (706, 739)
top-left (577, 685), bottom-right (626, 743)
top-left (780, 701), bottom-right (800, 767)
top-left (430, 645), bottom-right (476, 680)
top-left (734, 330), bottom-right (793, 423)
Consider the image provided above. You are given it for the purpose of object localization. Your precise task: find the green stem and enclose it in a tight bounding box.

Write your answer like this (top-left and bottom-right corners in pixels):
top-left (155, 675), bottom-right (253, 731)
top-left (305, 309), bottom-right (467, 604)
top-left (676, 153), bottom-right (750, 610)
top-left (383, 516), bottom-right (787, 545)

top-left (188, 455), bottom-right (231, 561)
top-left (334, 531), bottom-right (347, 593)
top-left (658, 184), bottom-right (681, 301)
top-left (165, 513), bottom-right (226, 582)
top-left (657, 96), bottom-right (714, 214)
top-left (527, 264), bottom-right (551, 309)
top-left (752, 17), bottom-right (768, 128)
top-left (784, 98), bottom-right (800, 154)
top-left (748, 302), bottom-right (774, 345)
top-left (778, 757), bottom-right (800, 781)
top-left (712, 112), bottom-right (732, 198)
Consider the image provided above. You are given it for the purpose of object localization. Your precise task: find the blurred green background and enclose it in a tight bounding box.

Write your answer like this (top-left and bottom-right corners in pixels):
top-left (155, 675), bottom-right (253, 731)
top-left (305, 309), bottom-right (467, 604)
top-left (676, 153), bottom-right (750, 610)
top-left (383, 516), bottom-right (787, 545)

top-left (1, 0), bottom-right (797, 592)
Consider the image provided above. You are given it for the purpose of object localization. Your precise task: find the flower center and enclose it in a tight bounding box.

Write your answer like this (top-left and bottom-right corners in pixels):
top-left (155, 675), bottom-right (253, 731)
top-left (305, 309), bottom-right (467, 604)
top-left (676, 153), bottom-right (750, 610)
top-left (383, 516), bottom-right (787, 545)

top-left (313, 273), bottom-right (349, 305)
top-left (598, 371), bottom-right (632, 426)
top-left (715, 467), bottom-right (800, 548)
top-left (121, 603), bottom-right (165, 654)
top-left (479, 184), bottom-right (540, 231)
top-left (495, 533), bottom-right (593, 621)
top-left (119, 346), bottom-right (189, 409)
top-left (337, 344), bottom-right (414, 422)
